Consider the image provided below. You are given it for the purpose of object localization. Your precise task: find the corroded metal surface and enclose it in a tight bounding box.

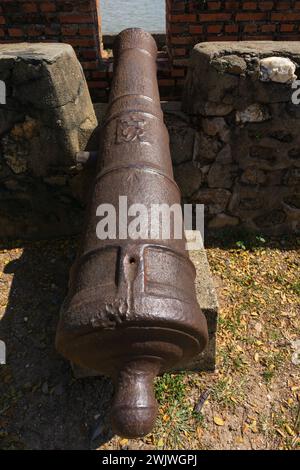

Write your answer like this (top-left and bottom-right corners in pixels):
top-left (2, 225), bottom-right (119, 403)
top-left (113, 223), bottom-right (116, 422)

top-left (56, 28), bottom-right (208, 438)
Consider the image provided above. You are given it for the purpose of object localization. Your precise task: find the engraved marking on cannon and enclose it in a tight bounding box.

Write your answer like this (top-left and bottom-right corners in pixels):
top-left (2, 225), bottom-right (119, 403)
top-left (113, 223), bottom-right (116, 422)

top-left (116, 113), bottom-right (147, 144)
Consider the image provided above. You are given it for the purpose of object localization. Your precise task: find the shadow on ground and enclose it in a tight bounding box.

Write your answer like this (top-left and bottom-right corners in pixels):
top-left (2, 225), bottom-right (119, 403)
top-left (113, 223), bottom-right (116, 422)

top-left (0, 239), bottom-right (114, 450)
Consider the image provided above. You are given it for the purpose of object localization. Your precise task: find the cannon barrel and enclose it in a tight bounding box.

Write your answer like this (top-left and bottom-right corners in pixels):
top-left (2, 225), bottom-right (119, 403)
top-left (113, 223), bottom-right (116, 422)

top-left (56, 28), bottom-right (208, 438)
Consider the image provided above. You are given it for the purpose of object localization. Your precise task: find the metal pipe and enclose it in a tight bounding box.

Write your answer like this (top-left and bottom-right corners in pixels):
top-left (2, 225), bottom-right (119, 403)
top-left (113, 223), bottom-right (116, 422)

top-left (56, 28), bottom-right (208, 438)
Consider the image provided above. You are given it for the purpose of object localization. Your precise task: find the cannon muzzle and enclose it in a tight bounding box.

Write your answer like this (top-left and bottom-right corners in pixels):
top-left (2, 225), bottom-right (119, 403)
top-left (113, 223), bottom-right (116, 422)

top-left (56, 28), bottom-right (208, 438)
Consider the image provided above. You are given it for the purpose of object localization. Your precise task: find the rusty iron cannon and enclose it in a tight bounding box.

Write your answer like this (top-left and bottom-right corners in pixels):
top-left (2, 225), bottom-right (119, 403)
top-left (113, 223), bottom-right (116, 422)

top-left (56, 28), bottom-right (208, 438)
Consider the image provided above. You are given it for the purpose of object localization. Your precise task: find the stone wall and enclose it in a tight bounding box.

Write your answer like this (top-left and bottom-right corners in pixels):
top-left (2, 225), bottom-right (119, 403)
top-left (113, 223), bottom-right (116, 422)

top-left (1, 41), bottom-right (299, 240)
top-left (178, 41), bottom-right (300, 235)
top-left (1, 1), bottom-right (300, 102)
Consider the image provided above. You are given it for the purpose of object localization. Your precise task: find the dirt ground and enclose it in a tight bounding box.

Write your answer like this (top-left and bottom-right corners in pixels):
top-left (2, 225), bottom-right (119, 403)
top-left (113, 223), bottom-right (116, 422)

top-left (0, 235), bottom-right (299, 450)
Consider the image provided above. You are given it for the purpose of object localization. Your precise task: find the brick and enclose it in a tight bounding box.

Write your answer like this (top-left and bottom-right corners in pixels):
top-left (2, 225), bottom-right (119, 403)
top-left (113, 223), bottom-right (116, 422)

top-left (79, 27), bottom-right (95, 36)
top-left (175, 79), bottom-right (185, 87)
top-left (61, 26), bottom-right (78, 36)
top-left (243, 2), bottom-right (257, 9)
top-left (276, 1), bottom-right (292, 10)
top-left (280, 24), bottom-right (295, 32)
top-left (40, 3), bottom-right (56, 13)
top-left (259, 1), bottom-right (274, 10)
top-left (212, 35), bottom-right (239, 41)
top-left (9, 28), bottom-right (23, 37)
top-left (88, 81), bottom-right (109, 89)
top-left (92, 71), bottom-right (108, 79)
top-left (225, 1), bottom-right (240, 8)
top-left (171, 14), bottom-right (197, 23)
top-left (172, 48), bottom-right (187, 56)
top-left (80, 50), bottom-right (97, 60)
top-left (199, 13), bottom-right (232, 21)
top-left (171, 36), bottom-right (194, 44)
top-left (91, 89), bottom-right (109, 101)
top-left (67, 38), bottom-right (95, 47)
top-left (225, 24), bottom-right (239, 33)
top-left (173, 58), bottom-right (190, 67)
top-left (158, 79), bottom-right (176, 87)
top-left (280, 34), bottom-right (300, 40)
top-left (189, 25), bottom-right (203, 34)
top-left (242, 34), bottom-right (274, 40)
top-left (235, 12), bottom-right (267, 21)
top-left (60, 14), bottom-right (95, 24)
top-left (272, 12), bottom-right (300, 21)
top-left (244, 24), bottom-right (258, 33)
top-left (81, 61), bottom-right (98, 70)
top-left (44, 27), bottom-right (60, 36)
top-left (207, 2), bottom-right (221, 9)
top-left (171, 68), bottom-right (185, 77)
top-left (207, 24), bottom-right (223, 33)
top-left (261, 24), bottom-right (276, 32)
top-left (172, 1), bottom-right (186, 11)
top-left (55, 1), bottom-right (73, 12)
top-left (23, 3), bottom-right (38, 13)
top-left (26, 26), bottom-right (44, 37)
top-left (170, 24), bottom-right (186, 34)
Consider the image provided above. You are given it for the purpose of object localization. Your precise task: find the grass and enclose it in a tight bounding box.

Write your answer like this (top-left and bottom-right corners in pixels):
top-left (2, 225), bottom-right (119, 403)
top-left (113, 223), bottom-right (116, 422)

top-left (154, 401), bottom-right (195, 449)
top-left (153, 373), bottom-right (203, 449)
top-left (155, 373), bottom-right (186, 404)
top-left (143, 235), bottom-right (299, 450)
top-left (115, 235), bottom-right (300, 449)
top-left (291, 281), bottom-right (300, 296)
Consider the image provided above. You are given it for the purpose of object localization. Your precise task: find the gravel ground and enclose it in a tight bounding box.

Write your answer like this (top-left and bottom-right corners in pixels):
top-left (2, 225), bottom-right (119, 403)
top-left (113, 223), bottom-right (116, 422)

top-left (0, 236), bottom-right (299, 450)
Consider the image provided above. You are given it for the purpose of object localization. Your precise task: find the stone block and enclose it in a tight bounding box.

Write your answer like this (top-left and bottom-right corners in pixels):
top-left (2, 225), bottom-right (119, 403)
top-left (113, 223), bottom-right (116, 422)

top-left (192, 188), bottom-right (231, 215)
top-left (0, 43), bottom-right (97, 175)
top-left (183, 42), bottom-right (300, 114)
top-left (0, 42), bottom-right (97, 239)
top-left (174, 162), bottom-right (203, 198)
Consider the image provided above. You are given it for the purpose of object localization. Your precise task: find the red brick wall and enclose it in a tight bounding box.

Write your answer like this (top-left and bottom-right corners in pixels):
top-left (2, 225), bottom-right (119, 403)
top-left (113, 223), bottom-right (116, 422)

top-left (168, 1), bottom-right (300, 47)
top-left (1, 1), bottom-right (300, 102)
top-left (167, 0), bottom-right (300, 95)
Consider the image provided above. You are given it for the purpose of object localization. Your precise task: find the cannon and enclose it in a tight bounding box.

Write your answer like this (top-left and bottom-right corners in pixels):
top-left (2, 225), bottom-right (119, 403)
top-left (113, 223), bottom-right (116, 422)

top-left (56, 28), bottom-right (208, 438)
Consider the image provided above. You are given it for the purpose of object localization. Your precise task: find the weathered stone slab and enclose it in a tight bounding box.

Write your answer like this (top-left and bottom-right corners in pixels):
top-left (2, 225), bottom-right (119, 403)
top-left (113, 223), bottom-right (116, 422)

top-left (183, 41), bottom-right (300, 115)
top-left (182, 248), bottom-right (219, 372)
top-left (0, 43), bottom-right (97, 172)
top-left (0, 43), bottom-right (97, 239)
